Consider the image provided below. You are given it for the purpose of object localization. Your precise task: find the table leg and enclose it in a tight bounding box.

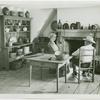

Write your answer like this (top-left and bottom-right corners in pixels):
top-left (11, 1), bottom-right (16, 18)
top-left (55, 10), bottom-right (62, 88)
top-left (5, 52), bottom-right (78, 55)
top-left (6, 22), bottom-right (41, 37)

top-left (65, 64), bottom-right (67, 83)
top-left (29, 65), bottom-right (32, 87)
top-left (56, 67), bottom-right (59, 93)
top-left (41, 67), bottom-right (42, 80)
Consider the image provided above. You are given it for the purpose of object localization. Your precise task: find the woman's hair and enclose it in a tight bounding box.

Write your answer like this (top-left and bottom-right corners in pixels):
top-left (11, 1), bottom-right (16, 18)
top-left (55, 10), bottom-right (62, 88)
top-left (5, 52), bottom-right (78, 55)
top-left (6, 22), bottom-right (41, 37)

top-left (49, 33), bottom-right (56, 39)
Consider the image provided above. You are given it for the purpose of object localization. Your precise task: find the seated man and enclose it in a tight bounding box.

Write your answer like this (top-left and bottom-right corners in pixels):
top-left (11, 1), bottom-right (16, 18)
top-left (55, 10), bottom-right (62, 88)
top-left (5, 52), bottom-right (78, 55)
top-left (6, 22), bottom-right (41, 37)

top-left (70, 34), bottom-right (95, 77)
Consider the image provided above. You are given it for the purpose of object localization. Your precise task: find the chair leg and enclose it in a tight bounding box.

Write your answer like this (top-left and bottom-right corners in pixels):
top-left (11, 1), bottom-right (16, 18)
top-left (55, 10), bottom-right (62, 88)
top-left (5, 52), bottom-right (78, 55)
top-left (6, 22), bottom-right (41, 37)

top-left (92, 69), bottom-right (94, 82)
top-left (87, 70), bottom-right (90, 77)
top-left (78, 70), bottom-right (80, 84)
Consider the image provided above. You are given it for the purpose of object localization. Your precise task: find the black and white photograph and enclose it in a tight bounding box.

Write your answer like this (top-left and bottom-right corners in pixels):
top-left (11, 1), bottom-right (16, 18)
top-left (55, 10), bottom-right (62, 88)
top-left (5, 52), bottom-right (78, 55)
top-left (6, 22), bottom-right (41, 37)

top-left (0, 0), bottom-right (100, 99)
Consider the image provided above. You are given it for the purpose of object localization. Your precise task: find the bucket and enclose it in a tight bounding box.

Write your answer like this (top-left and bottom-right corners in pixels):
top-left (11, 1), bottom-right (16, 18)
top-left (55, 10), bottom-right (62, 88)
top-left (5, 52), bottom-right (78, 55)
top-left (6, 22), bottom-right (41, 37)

top-left (24, 46), bottom-right (30, 54)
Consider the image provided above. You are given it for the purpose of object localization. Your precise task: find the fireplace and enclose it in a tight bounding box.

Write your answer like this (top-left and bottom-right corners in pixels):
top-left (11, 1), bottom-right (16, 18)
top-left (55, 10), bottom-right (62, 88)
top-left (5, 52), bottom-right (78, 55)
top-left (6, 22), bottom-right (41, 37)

top-left (65, 38), bottom-right (85, 55)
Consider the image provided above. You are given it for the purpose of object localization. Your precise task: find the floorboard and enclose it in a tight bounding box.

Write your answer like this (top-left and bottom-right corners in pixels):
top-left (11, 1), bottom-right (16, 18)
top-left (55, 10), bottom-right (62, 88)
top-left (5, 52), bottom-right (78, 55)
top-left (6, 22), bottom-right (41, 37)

top-left (0, 66), bottom-right (100, 94)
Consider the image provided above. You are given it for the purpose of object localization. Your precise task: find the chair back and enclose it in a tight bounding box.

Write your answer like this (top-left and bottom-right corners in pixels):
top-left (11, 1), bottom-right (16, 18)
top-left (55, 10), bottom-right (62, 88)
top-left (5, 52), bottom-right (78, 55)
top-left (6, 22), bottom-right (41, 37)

top-left (77, 47), bottom-right (95, 83)
top-left (79, 48), bottom-right (95, 68)
top-left (79, 48), bottom-right (94, 63)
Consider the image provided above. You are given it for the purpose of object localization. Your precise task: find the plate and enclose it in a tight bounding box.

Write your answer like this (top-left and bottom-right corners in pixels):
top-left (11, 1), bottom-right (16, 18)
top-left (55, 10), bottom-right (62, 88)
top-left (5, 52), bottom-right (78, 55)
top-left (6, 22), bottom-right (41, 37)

top-left (51, 20), bottom-right (57, 31)
top-left (23, 27), bottom-right (27, 31)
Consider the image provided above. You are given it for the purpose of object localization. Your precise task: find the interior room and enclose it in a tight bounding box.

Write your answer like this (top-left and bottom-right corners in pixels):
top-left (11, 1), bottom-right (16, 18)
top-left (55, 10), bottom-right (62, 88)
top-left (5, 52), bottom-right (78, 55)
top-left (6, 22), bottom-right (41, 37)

top-left (0, 0), bottom-right (100, 94)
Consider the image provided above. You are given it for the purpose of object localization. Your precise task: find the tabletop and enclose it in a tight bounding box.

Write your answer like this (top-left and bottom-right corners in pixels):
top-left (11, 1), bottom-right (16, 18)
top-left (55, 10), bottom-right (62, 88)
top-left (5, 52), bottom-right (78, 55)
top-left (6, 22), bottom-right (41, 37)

top-left (24, 53), bottom-right (71, 64)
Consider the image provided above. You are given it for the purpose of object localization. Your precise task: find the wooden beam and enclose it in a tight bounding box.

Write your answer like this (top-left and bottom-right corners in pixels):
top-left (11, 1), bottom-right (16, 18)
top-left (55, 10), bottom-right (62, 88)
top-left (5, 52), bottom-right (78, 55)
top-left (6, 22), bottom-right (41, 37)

top-left (39, 9), bottom-right (57, 36)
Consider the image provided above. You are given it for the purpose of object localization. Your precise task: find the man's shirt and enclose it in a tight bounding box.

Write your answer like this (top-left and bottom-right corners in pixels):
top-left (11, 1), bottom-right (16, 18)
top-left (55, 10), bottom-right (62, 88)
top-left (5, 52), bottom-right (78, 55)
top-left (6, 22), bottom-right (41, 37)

top-left (72, 44), bottom-right (95, 63)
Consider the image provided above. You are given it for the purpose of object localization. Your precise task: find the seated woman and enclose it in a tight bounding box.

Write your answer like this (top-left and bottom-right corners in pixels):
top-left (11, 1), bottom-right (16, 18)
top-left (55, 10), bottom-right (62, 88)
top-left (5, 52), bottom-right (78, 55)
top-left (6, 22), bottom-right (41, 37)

top-left (48, 32), bottom-right (59, 54)
top-left (56, 34), bottom-right (69, 55)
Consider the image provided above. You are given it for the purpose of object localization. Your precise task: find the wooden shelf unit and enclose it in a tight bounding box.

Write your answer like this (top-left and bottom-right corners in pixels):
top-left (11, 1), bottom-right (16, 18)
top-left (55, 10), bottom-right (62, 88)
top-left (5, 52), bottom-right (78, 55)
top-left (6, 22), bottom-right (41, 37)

top-left (0, 15), bottom-right (32, 70)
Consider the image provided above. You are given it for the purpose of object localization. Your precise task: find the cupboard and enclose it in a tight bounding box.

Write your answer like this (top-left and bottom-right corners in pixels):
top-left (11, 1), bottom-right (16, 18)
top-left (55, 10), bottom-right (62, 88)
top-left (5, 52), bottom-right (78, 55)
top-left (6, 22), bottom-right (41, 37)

top-left (0, 15), bottom-right (32, 70)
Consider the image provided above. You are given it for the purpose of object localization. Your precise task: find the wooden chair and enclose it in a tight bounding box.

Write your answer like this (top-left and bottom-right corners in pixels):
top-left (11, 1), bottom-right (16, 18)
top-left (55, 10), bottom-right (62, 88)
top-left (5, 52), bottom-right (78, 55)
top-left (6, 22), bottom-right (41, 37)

top-left (77, 48), bottom-right (95, 84)
top-left (94, 56), bottom-right (100, 74)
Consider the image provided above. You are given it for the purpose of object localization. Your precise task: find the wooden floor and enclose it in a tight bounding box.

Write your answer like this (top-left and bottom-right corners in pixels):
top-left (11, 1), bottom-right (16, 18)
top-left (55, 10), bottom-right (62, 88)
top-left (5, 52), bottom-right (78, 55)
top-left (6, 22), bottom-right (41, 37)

top-left (0, 65), bottom-right (100, 94)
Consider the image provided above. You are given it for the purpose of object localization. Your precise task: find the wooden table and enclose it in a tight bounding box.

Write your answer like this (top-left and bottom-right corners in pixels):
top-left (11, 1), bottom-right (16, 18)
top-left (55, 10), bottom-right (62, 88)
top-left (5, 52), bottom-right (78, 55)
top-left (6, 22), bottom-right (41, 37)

top-left (24, 53), bottom-right (71, 92)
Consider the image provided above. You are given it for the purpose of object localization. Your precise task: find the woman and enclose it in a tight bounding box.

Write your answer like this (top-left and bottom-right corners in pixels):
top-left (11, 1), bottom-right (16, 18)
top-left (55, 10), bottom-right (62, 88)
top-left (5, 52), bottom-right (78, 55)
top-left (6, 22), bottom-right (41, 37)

top-left (48, 33), bottom-right (59, 53)
top-left (56, 35), bottom-right (69, 54)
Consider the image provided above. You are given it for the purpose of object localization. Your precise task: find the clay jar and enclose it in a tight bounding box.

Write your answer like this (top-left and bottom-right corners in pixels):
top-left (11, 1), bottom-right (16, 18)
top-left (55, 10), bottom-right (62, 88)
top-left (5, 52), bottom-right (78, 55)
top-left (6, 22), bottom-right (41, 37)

top-left (76, 22), bottom-right (81, 29)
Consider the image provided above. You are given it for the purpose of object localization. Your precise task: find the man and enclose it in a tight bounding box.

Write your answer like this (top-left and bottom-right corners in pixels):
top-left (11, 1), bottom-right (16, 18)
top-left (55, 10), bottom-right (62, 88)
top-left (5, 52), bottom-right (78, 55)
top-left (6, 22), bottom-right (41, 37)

top-left (71, 34), bottom-right (95, 77)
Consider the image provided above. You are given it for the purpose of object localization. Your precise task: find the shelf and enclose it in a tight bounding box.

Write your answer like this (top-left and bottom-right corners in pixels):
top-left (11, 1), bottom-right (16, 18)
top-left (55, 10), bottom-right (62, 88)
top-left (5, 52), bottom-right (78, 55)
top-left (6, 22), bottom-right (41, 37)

top-left (24, 52), bottom-right (32, 56)
top-left (57, 29), bottom-right (100, 32)
top-left (19, 31), bottom-right (30, 33)
top-left (0, 15), bottom-right (31, 70)
top-left (4, 15), bottom-right (32, 20)
top-left (6, 43), bottom-right (32, 48)
top-left (5, 31), bottom-right (30, 33)
top-left (57, 29), bottom-right (100, 38)
top-left (5, 32), bottom-right (17, 33)
top-left (9, 55), bottom-right (24, 62)
top-left (9, 52), bottom-right (32, 62)
top-left (4, 25), bottom-right (30, 26)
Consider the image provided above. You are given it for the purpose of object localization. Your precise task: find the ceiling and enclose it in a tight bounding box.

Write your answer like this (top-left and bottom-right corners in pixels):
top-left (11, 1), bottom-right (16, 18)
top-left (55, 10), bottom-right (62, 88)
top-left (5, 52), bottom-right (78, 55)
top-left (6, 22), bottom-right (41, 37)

top-left (0, 0), bottom-right (100, 9)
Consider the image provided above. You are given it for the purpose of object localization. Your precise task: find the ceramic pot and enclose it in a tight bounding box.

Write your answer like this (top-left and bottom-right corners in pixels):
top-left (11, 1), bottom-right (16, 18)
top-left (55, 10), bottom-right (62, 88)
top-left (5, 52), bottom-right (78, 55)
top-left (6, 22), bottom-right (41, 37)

top-left (76, 22), bottom-right (81, 29)
top-left (2, 7), bottom-right (9, 15)
top-left (25, 11), bottom-right (30, 18)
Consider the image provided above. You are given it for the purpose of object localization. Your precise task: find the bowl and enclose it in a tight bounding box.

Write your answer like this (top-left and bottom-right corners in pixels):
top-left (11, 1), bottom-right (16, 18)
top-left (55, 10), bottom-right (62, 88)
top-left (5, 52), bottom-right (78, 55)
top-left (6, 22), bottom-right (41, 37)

top-left (55, 51), bottom-right (63, 60)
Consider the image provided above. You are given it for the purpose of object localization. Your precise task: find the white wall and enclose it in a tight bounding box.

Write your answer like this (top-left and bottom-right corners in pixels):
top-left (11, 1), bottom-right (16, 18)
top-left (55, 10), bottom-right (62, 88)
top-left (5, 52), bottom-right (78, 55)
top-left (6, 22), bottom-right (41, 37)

top-left (57, 6), bottom-right (100, 27)
top-left (31, 6), bottom-right (100, 40)
top-left (42, 11), bottom-right (57, 37)
top-left (30, 9), bottom-right (53, 41)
